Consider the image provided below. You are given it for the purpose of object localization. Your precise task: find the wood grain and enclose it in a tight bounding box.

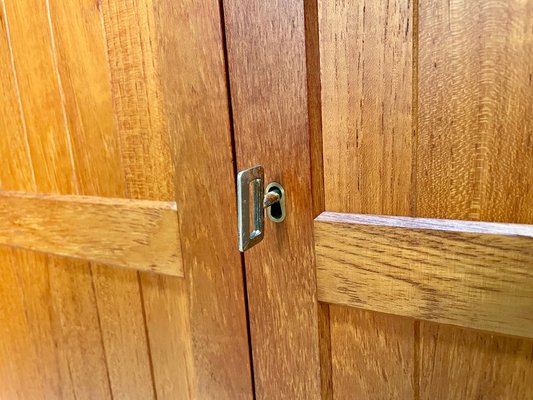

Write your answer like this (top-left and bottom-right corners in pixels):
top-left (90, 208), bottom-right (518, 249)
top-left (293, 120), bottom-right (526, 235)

top-left (99, 0), bottom-right (254, 398)
top-left (96, 2), bottom-right (191, 398)
top-left (316, 211), bottom-right (533, 338)
top-left (0, 191), bottom-right (182, 276)
top-left (320, 0), bottom-right (413, 215)
top-left (330, 306), bottom-right (415, 400)
top-left (417, 0), bottom-right (533, 224)
top-left (49, 1), bottom-right (157, 397)
top-left (155, 0), bottom-right (254, 397)
top-left (0, 249), bottom-right (52, 400)
top-left (48, 0), bottom-right (124, 197)
top-left (1, 1), bottom-right (113, 398)
top-left (0, 1), bottom-right (33, 190)
top-left (306, 1), bottom-right (333, 397)
top-left (223, 0), bottom-right (322, 397)
top-left (2, 0), bottom-right (75, 194)
top-left (317, 0), bottom-right (417, 398)
top-left (419, 323), bottom-right (533, 400)
top-left (100, 0), bottom-right (174, 202)
top-left (416, 0), bottom-right (533, 397)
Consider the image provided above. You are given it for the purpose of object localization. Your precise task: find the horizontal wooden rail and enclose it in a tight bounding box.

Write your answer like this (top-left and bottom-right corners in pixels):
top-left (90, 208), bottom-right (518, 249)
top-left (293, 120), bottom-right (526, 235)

top-left (0, 191), bottom-right (183, 277)
top-left (315, 212), bottom-right (533, 338)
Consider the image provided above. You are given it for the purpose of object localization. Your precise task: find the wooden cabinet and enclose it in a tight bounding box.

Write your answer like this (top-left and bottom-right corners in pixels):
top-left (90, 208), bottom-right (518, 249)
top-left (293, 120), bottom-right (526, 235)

top-left (0, 0), bottom-right (532, 399)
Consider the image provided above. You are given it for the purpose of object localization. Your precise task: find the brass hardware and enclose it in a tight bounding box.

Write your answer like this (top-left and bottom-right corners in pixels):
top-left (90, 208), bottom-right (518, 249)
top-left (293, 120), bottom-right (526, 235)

top-left (237, 166), bottom-right (286, 252)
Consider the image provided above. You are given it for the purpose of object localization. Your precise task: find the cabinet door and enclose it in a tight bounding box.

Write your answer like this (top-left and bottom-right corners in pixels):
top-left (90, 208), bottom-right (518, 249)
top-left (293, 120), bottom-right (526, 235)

top-left (224, 0), bottom-right (533, 398)
top-left (0, 1), bottom-right (252, 399)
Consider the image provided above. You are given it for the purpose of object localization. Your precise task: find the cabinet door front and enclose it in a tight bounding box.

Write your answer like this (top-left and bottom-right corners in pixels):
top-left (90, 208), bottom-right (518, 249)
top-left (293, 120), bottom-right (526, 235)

top-left (0, 1), bottom-right (252, 399)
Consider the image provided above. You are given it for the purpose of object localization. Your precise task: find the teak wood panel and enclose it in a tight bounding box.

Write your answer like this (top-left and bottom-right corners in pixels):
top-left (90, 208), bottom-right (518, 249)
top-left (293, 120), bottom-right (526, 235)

top-left (1, 0), bottom-right (115, 398)
top-left (317, 0), bottom-right (533, 398)
top-left (0, 0), bottom-right (253, 399)
top-left (318, 0), bottom-right (417, 398)
top-left (315, 212), bottom-right (533, 338)
top-left (223, 0), bottom-right (322, 397)
top-left (0, 191), bottom-right (183, 276)
top-left (416, 1), bottom-right (533, 398)
top-left (153, 0), bottom-right (253, 397)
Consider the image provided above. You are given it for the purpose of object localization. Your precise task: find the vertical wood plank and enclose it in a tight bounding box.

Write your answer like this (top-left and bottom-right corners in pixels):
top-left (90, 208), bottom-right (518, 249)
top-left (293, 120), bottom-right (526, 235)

top-left (48, 1), bottom-right (156, 398)
top-left (418, 0), bottom-right (533, 224)
top-left (418, 0), bottom-right (533, 398)
top-left (2, 0), bottom-right (75, 194)
top-left (223, 0), bottom-right (322, 397)
top-left (331, 307), bottom-right (415, 400)
top-left (100, 0), bottom-right (174, 202)
top-left (1, 1), bottom-right (115, 398)
top-left (97, 1), bottom-right (187, 399)
top-left (155, 0), bottom-right (254, 395)
top-left (48, 0), bottom-right (124, 197)
top-left (317, 303), bottom-right (333, 399)
top-left (0, 249), bottom-right (50, 400)
top-left (420, 323), bottom-right (533, 400)
top-left (321, 0), bottom-right (413, 215)
top-left (0, 2), bottom-right (33, 189)
top-left (101, 0), bottom-right (254, 398)
top-left (0, 7), bottom-right (67, 399)
top-left (48, 257), bottom-right (113, 399)
top-left (318, 0), bottom-right (416, 397)
top-left (306, 0), bottom-right (333, 397)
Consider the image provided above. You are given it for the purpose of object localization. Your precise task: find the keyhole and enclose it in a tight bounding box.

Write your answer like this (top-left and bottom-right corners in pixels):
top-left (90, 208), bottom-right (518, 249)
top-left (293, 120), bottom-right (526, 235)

top-left (265, 182), bottom-right (286, 223)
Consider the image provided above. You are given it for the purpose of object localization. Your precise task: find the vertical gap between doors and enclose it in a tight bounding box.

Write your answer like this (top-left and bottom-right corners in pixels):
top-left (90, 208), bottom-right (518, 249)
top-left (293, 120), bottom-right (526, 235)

top-left (217, 1), bottom-right (257, 398)
top-left (303, 0), bottom-right (334, 398)
top-left (412, 0), bottom-right (421, 399)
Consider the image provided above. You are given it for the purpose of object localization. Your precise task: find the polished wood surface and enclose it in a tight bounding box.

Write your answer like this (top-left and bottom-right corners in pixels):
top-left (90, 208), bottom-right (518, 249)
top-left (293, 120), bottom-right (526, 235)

top-left (1, 0), bottom-right (114, 398)
top-left (0, 0), bottom-right (252, 398)
top-left (316, 0), bottom-right (533, 397)
top-left (321, 0), bottom-right (413, 215)
top-left (154, 0), bottom-right (253, 397)
top-left (0, 191), bottom-right (183, 276)
top-left (223, 0), bottom-right (322, 397)
top-left (330, 307), bottom-right (416, 399)
top-left (417, 1), bottom-right (533, 398)
top-left (318, 0), bottom-right (417, 398)
top-left (316, 212), bottom-right (533, 338)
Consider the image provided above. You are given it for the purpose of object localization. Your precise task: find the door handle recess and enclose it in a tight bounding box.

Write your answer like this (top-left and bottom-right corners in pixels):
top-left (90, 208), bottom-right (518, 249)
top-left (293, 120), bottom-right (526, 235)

top-left (237, 166), bottom-right (286, 252)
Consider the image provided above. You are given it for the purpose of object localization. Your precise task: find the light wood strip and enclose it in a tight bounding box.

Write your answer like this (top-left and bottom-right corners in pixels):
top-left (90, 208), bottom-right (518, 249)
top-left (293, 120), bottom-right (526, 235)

top-left (0, 191), bottom-right (183, 277)
top-left (2, 0), bottom-right (76, 194)
top-left (419, 322), bottom-right (533, 400)
top-left (48, 0), bottom-right (125, 198)
top-left (417, 0), bottom-right (533, 224)
top-left (321, 0), bottom-right (413, 215)
top-left (316, 212), bottom-right (533, 338)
